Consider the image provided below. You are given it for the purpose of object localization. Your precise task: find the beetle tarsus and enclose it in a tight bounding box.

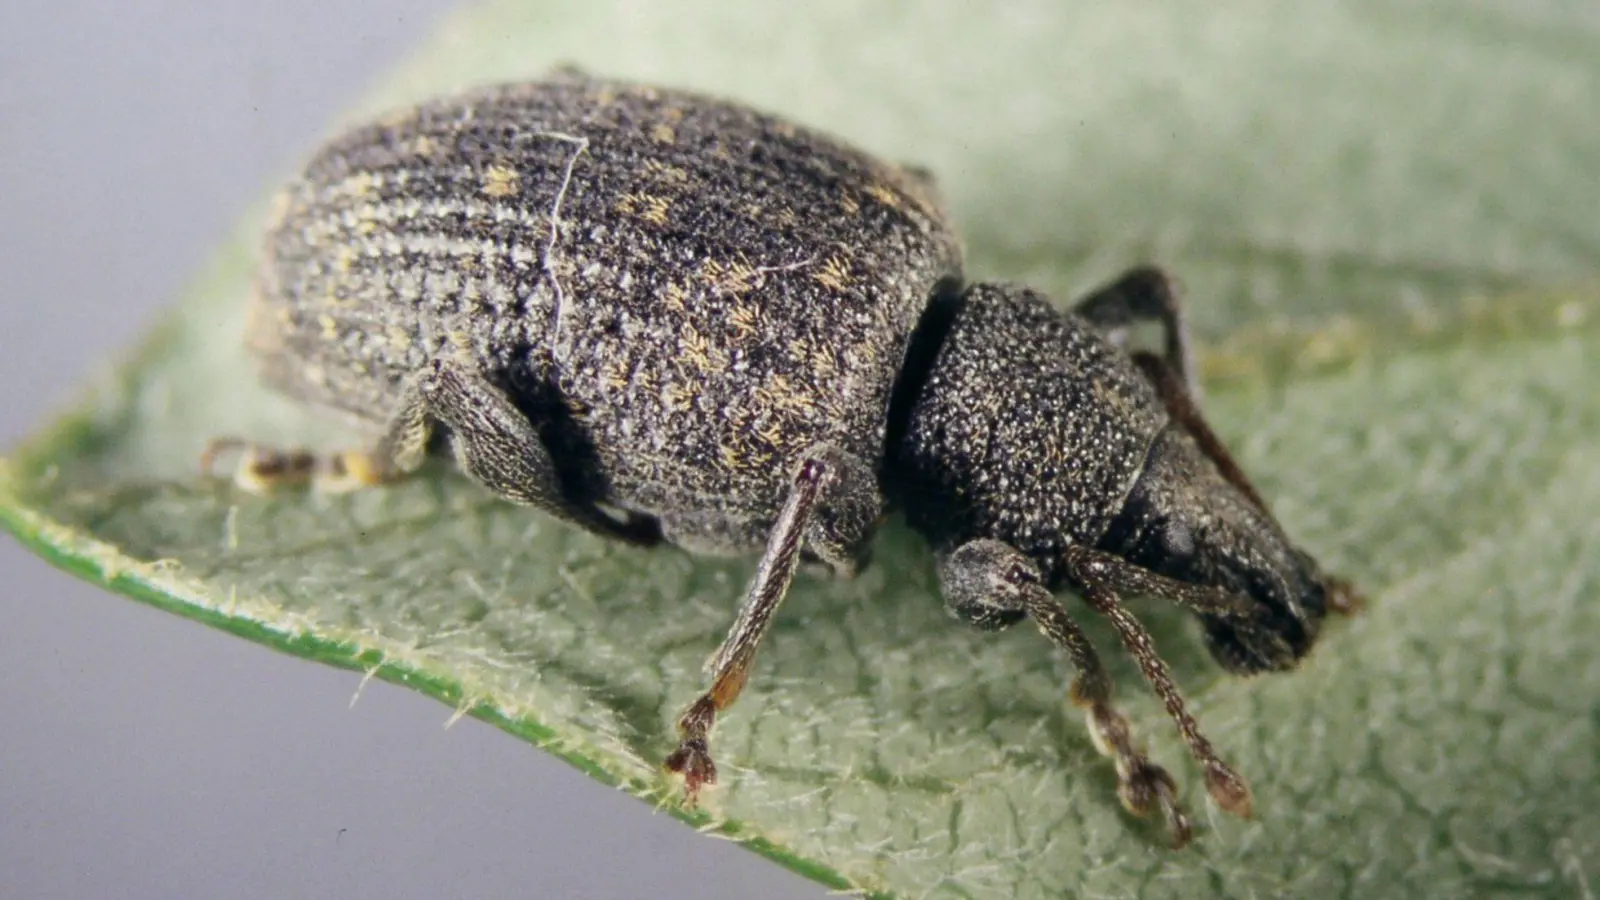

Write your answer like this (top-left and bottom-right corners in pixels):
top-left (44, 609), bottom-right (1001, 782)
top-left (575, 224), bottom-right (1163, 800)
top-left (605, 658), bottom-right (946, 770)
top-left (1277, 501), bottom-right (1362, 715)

top-left (1204, 759), bottom-right (1254, 818)
top-left (1068, 546), bottom-right (1255, 826)
top-left (665, 695), bottom-right (720, 805)
top-left (1086, 700), bottom-right (1192, 848)
top-left (200, 437), bottom-right (320, 492)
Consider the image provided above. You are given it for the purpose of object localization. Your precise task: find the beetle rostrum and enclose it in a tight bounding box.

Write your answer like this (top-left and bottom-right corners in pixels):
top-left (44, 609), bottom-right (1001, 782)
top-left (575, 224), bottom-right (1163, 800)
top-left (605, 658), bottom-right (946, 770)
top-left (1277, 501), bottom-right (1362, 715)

top-left (209, 69), bottom-right (1359, 847)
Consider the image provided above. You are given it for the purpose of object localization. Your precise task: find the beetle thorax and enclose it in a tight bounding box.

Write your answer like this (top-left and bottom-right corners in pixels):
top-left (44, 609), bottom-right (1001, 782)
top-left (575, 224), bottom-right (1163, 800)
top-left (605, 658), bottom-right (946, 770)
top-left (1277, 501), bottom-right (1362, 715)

top-left (885, 283), bottom-right (1168, 583)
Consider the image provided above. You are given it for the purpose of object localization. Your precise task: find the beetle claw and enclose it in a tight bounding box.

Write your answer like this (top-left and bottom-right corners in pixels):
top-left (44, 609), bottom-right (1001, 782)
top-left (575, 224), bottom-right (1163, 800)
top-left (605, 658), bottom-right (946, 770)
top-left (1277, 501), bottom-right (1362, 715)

top-left (664, 738), bottom-right (717, 806)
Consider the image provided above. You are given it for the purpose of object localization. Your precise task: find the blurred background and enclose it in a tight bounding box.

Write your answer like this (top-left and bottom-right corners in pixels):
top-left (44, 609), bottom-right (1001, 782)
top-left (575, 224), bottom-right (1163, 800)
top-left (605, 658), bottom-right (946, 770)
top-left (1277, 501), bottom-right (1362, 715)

top-left (0, 3), bottom-right (825, 898)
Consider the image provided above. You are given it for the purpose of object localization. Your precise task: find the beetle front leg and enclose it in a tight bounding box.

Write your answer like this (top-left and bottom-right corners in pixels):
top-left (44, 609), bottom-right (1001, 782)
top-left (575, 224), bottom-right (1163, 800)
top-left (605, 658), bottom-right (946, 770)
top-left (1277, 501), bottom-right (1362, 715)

top-left (1063, 544), bottom-right (1254, 821)
top-left (940, 538), bottom-right (1195, 848)
top-left (665, 445), bottom-right (877, 802)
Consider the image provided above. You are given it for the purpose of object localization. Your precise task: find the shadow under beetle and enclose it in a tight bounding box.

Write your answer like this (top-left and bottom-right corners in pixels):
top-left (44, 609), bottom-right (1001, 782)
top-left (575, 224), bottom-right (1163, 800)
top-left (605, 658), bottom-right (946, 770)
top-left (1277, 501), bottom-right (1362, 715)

top-left (209, 70), bottom-right (1360, 848)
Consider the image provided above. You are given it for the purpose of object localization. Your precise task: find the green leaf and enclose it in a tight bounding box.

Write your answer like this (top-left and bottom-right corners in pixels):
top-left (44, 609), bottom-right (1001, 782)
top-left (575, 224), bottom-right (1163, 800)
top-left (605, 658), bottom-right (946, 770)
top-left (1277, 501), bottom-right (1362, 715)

top-left (4, 2), bottom-right (1598, 897)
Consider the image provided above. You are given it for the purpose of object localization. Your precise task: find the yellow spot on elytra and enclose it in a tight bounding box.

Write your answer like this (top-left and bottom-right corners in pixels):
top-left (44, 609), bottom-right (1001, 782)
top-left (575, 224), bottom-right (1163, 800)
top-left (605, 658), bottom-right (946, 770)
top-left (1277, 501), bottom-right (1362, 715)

top-left (695, 258), bottom-right (724, 285)
top-left (728, 303), bottom-right (759, 339)
top-left (326, 171), bottom-right (380, 201)
top-left (318, 314), bottom-right (339, 340)
top-left (812, 255), bottom-right (852, 292)
top-left (595, 85), bottom-right (619, 105)
top-left (865, 183), bottom-right (902, 210)
top-left (650, 123), bottom-right (676, 144)
top-left (644, 159), bottom-right (689, 184)
top-left (661, 383), bottom-right (692, 412)
top-left (481, 164), bottom-right (521, 198)
top-left (641, 195), bottom-right (670, 224)
top-left (696, 258), bottom-right (763, 296)
top-left (756, 419), bottom-right (785, 448)
top-left (717, 261), bottom-right (761, 295)
top-left (755, 374), bottom-right (812, 415)
top-left (603, 359), bottom-right (630, 392)
top-left (680, 324), bottom-right (711, 371)
top-left (661, 282), bottom-right (690, 313)
top-left (838, 192), bottom-right (861, 215)
top-left (811, 345), bottom-right (839, 378)
top-left (616, 191), bottom-right (670, 225)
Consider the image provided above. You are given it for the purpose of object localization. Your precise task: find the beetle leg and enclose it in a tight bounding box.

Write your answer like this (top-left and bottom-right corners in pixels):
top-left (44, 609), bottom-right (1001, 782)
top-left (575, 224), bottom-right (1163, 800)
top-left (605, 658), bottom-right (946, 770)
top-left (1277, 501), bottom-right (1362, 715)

top-left (798, 444), bottom-right (883, 579)
top-left (202, 356), bottom-right (660, 546)
top-left (200, 438), bottom-right (321, 492)
top-left (1059, 544), bottom-right (1255, 620)
top-left (1064, 544), bottom-right (1255, 822)
top-left (940, 538), bottom-right (1194, 848)
top-left (1072, 265), bottom-right (1198, 399)
top-left (665, 449), bottom-right (870, 804)
top-left (1129, 350), bottom-right (1276, 518)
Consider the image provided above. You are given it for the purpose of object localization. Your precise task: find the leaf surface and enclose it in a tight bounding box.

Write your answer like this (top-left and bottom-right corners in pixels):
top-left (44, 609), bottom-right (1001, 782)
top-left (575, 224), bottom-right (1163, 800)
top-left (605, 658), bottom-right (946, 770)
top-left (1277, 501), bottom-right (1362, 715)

top-left (5, 2), bottom-right (1598, 897)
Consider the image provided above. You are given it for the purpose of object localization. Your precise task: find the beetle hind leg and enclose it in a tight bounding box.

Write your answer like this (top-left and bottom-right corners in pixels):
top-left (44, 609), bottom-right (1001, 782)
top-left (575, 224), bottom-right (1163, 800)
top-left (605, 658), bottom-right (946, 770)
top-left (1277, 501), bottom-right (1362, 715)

top-left (203, 355), bottom-right (660, 546)
top-left (200, 437), bottom-right (399, 495)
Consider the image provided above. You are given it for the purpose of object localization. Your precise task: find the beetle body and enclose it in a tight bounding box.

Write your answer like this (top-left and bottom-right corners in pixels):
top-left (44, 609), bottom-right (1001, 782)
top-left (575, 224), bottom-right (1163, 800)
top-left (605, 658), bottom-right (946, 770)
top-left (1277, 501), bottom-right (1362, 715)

top-left (251, 73), bottom-right (959, 555)
top-left (224, 71), bottom-right (1356, 847)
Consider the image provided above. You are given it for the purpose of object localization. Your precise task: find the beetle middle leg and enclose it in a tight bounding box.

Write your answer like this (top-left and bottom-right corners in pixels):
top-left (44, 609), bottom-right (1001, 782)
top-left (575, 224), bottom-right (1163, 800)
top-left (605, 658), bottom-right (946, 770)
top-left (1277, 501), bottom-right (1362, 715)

top-left (940, 538), bottom-right (1201, 848)
top-left (203, 355), bottom-right (660, 546)
top-left (665, 444), bottom-right (880, 803)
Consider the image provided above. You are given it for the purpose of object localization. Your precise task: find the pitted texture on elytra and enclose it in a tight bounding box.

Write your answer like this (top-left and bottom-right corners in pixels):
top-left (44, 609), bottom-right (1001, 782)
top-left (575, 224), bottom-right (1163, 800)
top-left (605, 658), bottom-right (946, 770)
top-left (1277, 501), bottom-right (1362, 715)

top-left (893, 285), bottom-right (1167, 577)
top-left (253, 73), bottom-right (961, 526)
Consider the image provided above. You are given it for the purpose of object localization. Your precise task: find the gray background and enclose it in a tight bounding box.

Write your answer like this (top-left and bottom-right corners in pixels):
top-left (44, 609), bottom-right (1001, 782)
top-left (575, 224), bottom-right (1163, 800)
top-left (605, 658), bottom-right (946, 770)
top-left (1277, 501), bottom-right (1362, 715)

top-left (0, 3), bottom-right (825, 898)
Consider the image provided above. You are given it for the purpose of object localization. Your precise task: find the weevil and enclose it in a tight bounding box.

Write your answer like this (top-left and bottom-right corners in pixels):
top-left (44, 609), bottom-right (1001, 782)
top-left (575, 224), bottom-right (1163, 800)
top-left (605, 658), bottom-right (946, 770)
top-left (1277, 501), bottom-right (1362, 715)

top-left (208, 70), bottom-right (1359, 847)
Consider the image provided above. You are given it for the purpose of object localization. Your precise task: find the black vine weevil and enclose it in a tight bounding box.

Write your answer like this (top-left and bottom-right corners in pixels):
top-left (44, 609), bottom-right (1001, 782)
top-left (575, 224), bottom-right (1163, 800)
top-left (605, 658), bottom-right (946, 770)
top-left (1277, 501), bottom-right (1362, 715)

top-left (207, 69), bottom-right (1360, 847)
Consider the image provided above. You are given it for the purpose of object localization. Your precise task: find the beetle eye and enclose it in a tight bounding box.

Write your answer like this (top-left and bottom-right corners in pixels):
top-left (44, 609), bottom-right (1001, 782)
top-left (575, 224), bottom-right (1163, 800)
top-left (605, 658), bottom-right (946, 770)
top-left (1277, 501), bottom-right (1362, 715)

top-left (1158, 519), bottom-right (1195, 560)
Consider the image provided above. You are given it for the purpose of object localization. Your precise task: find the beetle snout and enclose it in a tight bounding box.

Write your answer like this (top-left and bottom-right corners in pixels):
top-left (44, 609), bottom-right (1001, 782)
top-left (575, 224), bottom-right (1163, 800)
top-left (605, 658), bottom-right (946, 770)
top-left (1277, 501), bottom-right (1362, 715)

top-left (1202, 558), bottom-right (1328, 674)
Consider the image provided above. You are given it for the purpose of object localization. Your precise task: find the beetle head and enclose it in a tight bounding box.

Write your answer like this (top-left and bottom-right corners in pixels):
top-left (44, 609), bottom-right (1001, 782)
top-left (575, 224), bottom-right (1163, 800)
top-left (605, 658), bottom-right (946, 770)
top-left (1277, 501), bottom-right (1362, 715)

top-left (1102, 427), bottom-right (1332, 674)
